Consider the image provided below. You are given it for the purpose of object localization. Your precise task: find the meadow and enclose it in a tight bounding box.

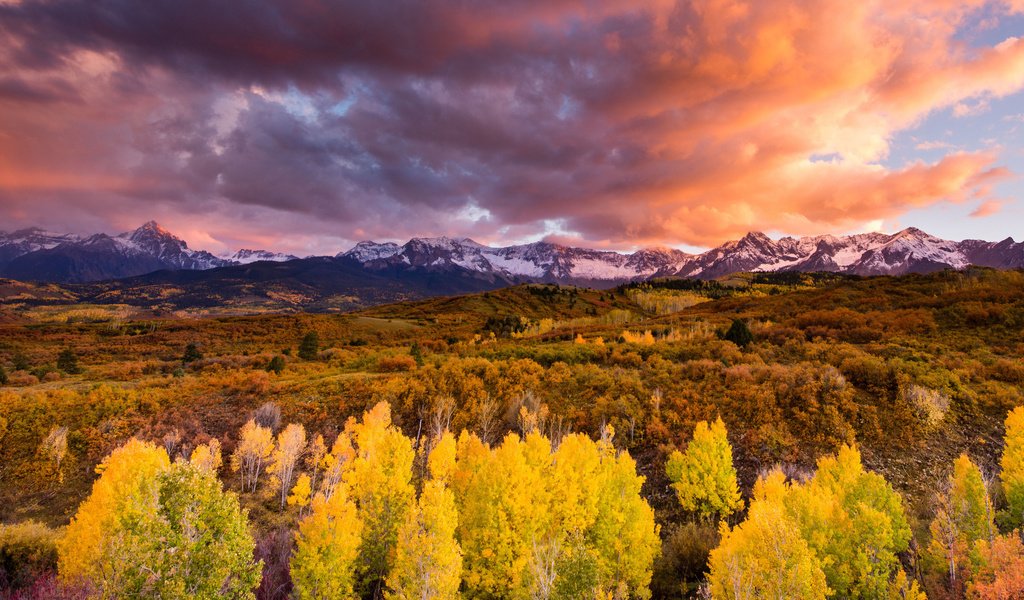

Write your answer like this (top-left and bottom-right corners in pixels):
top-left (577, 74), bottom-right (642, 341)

top-left (1, 269), bottom-right (1023, 599)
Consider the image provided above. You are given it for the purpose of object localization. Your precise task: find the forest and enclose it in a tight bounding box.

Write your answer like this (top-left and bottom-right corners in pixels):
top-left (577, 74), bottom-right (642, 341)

top-left (1, 267), bottom-right (1023, 599)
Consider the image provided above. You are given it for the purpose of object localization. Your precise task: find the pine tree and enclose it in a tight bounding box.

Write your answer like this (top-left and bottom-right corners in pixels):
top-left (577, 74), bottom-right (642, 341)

top-left (1001, 406), bottom-right (1024, 527)
top-left (266, 355), bottom-right (286, 375)
top-left (298, 331), bottom-right (320, 360)
top-left (0, 364), bottom-right (7, 385)
top-left (182, 342), bottom-right (203, 363)
top-left (56, 348), bottom-right (80, 374)
top-left (665, 417), bottom-right (743, 520)
top-left (723, 318), bottom-right (754, 348)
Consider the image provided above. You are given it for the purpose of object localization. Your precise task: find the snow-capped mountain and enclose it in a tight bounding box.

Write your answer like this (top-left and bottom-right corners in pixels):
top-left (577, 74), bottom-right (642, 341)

top-left (339, 237), bottom-right (694, 284)
top-left (341, 228), bottom-right (1024, 283)
top-left (0, 222), bottom-right (295, 283)
top-left (1, 222), bottom-right (1022, 285)
top-left (226, 249), bottom-right (299, 264)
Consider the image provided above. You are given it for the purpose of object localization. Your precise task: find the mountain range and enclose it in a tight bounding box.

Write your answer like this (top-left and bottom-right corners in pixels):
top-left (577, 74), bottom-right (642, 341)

top-left (0, 223), bottom-right (1021, 299)
top-left (0, 222), bottom-right (295, 283)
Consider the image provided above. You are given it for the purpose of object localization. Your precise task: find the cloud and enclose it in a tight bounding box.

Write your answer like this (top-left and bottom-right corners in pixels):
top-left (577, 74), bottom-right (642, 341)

top-left (970, 199), bottom-right (1003, 217)
top-left (1, 0), bottom-right (1024, 253)
top-left (915, 141), bottom-right (955, 150)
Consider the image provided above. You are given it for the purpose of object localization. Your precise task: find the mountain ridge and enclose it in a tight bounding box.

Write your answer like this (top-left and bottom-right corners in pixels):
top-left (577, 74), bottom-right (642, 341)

top-left (1, 222), bottom-right (1021, 285)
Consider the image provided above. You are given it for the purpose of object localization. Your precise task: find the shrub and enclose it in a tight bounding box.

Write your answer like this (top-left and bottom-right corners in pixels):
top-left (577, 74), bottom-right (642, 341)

top-left (182, 342), bottom-right (203, 363)
top-left (298, 332), bottom-right (320, 360)
top-left (266, 355), bottom-right (286, 375)
top-left (0, 521), bottom-right (60, 591)
top-left (378, 355), bottom-right (417, 372)
top-left (723, 319), bottom-right (753, 348)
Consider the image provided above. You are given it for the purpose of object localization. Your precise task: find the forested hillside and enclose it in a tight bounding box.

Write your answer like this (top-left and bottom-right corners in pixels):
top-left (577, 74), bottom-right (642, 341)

top-left (1, 268), bottom-right (1023, 598)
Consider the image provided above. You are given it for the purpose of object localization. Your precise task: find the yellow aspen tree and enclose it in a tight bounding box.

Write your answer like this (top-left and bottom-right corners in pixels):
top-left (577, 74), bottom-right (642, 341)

top-left (289, 474), bottom-right (313, 512)
top-left (320, 431), bottom-right (355, 501)
top-left (270, 423), bottom-right (307, 509)
top-left (58, 438), bottom-right (170, 586)
top-left (926, 454), bottom-right (996, 588)
top-left (343, 402), bottom-right (416, 599)
top-left (785, 445), bottom-right (912, 598)
top-left (1001, 406), bottom-right (1024, 527)
top-left (306, 433), bottom-right (328, 494)
top-left (665, 417), bottom-right (743, 520)
top-left (39, 425), bottom-right (69, 483)
top-left (590, 425), bottom-right (660, 599)
top-left (452, 430), bottom-right (551, 600)
top-left (292, 484), bottom-right (364, 600)
top-left (386, 438), bottom-right (462, 600)
top-left (708, 471), bottom-right (830, 600)
top-left (190, 438), bottom-right (223, 474)
top-left (59, 441), bottom-right (259, 597)
top-left (231, 419), bottom-right (275, 493)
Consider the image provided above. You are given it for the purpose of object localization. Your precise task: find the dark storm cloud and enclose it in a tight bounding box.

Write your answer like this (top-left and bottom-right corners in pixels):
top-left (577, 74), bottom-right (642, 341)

top-left (0, 0), bottom-right (1022, 253)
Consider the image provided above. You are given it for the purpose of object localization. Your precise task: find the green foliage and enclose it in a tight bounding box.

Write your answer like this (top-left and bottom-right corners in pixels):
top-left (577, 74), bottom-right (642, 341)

top-left (709, 471), bottom-right (830, 599)
top-left (723, 318), bottom-right (753, 348)
top-left (56, 348), bottom-right (80, 374)
top-left (59, 440), bottom-right (260, 598)
top-left (0, 364), bottom-right (7, 385)
top-left (182, 341), bottom-right (203, 363)
top-left (665, 417), bottom-right (743, 520)
top-left (298, 331), bottom-right (320, 360)
top-left (266, 355), bottom-right (286, 374)
top-left (0, 520), bottom-right (60, 590)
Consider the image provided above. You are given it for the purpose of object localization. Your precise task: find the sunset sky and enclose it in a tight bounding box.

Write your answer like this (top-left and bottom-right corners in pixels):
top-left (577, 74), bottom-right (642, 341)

top-left (1, 0), bottom-right (1023, 256)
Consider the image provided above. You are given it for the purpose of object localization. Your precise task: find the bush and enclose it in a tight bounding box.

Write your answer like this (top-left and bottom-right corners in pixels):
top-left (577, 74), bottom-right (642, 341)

top-left (0, 365), bottom-right (7, 385)
top-left (650, 522), bottom-right (720, 599)
top-left (0, 521), bottom-right (60, 591)
top-left (377, 355), bottom-right (417, 372)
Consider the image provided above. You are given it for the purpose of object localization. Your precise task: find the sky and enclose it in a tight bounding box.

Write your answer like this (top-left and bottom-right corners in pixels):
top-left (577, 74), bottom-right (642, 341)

top-left (1, 0), bottom-right (1023, 257)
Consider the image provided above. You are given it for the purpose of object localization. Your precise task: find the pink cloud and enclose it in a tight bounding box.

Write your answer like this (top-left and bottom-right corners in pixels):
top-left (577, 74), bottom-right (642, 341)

top-left (970, 200), bottom-right (1003, 217)
top-left (0, 0), bottom-right (1023, 253)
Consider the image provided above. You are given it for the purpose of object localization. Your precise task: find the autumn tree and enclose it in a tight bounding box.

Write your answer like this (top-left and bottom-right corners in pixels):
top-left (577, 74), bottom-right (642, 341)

top-left (784, 445), bottom-right (912, 598)
top-left (1001, 406), bottom-right (1024, 527)
top-left (708, 471), bottom-right (829, 599)
top-left (967, 531), bottom-right (1024, 599)
top-left (925, 454), bottom-right (996, 589)
top-left (232, 419), bottom-right (275, 493)
top-left (665, 417), bottom-right (743, 520)
top-left (39, 425), bottom-right (69, 483)
top-left (59, 440), bottom-right (260, 598)
top-left (270, 423), bottom-right (307, 509)
top-left (386, 436), bottom-right (462, 600)
top-left (191, 438), bottom-right (223, 474)
top-left (292, 484), bottom-right (364, 600)
top-left (343, 402), bottom-right (416, 599)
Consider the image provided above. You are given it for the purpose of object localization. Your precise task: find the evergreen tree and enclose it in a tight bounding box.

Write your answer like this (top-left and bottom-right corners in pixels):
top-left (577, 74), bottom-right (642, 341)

top-left (182, 342), bottom-right (203, 364)
top-left (723, 318), bottom-right (754, 348)
top-left (0, 364), bottom-right (7, 385)
top-left (266, 355), bottom-right (286, 375)
top-left (665, 417), bottom-right (743, 520)
top-left (56, 348), bottom-right (80, 374)
top-left (298, 331), bottom-right (320, 360)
